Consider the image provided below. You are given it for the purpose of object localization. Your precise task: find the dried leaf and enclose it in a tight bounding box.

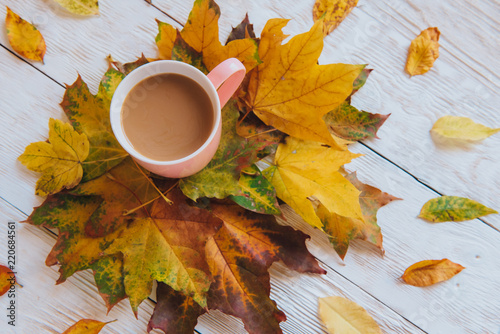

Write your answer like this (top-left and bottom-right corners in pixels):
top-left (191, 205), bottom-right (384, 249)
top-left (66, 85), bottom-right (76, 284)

top-left (405, 27), bottom-right (440, 76)
top-left (5, 7), bottom-right (46, 62)
top-left (156, 0), bottom-right (259, 72)
top-left (245, 19), bottom-right (364, 148)
top-left (207, 202), bottom-right (325, 333)
top-left (419, 196), bottom-right (497, 222)
top-left (313, 0), bottom-right (359, 36)
top-left (230, 164), bottom-right (281, 215)
top-left (431, 115), bottom-right (500, 141)
top-left (351, 68), bottom-right (372, 96)
top-left (0, 264), bottom-right (16, 296)
top-left (263, 137), bottom-right (363, 229)
top-left (61, 319), bottom-right (115, 334)
top-left (18, 118), bottom-right (89, 196)
top-left (318, 296), bottom-right (382, 334)
top-left (315, 172), bottom-right (400, 259)
top-left (147, 283), bottom-right (204, 334)
top-left (402, 259), bottom-right (465, 287)
top-left (226, 13), bottom-right (255, 43)
top-left (179, 100), bottom-right (259, 201)
top-left (172, 30), bottom-right (207, 73)
top-left (61, 73), bottom-right (128, 182)
top-left (324, 102), bottom-right (390, 141)
top-left (155, 20), bottom-right (177, 60)
top-left (68, 158), bottom-right (159, 237)
top-left (53, 0), bottom-right (99, 16)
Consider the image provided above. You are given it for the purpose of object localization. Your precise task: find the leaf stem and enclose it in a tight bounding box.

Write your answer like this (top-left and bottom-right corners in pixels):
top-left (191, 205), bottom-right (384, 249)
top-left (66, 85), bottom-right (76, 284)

top-left (132, 159), bottom-right (173, 205)
top-left (123, 180), bottom-right (179, 216)
top-left (245, 128), bottom-right (278, 138)
top-left (82, 154), bottom-right (129, 164)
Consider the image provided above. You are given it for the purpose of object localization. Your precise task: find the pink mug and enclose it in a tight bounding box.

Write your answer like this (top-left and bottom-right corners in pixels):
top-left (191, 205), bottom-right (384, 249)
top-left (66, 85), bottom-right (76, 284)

top-left (110, 58), bottom-right (246, 178)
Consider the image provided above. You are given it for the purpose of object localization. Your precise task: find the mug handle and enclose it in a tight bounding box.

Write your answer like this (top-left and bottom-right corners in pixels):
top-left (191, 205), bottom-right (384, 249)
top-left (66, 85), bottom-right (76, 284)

top-left (207, 58), bottom-right (246, 107)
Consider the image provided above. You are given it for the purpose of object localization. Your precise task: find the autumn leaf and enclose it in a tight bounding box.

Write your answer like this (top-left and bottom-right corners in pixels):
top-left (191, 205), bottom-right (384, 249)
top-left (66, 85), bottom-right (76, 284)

top-left (351, 68), bottom-right (373, 96)
top-left (318, 296), bottom-right (382, 334)
top-left (61, 72), bottom-right (128, 182)
top-left (226, 13), bottom-right (256, 43)
top-left (315, 172), bottom-right (399, 259)
top-left (68, 158), bottom-right (160, 237)
top-left (324, 102), bottom-right (390, 141)
top-left (236, 111), bottom-right (285, 157)
top-left (230, 164), bottom-right (281, 215)
top-left (313, 0), bottom-right (359, 36)
top-left (61, 319), bottom-right (116, 334)
top-left (0, 265), bottom-right (16, 297)
top-left (245, 19), bottom-right (364, 148)
top-left (263, 136), bottom-right (363, 230)
top-left (431, 115), bottom-right (500, 141)
top-left (207, 202), bottom-right (325, 334)
top-left (347, 172), bottom-right (400, 249)
top-left (156, 0), bottom-right (260, 72)
top-left (171, 30), bottom-right (207, 73)
top-left (100, 188), bottom-right (222, 312)
top-left (179, 100), bottom-right (259, 201)
top-left (155, 20), bottom-right (177, 60)
top-left (19, 118), bottom-right (89, 196)
top-left (53, 0), bottom-right (99, 16)
top-left (405, 27), bottom-right (440, 76)
top-left (5, 7), bottom-right (46, 62)
top-left (147, 283), bottom-right (204, 334)
top-left (419, 196), bottom-right (497, 223)
top-left (402, 259), bottom-right (465, 287)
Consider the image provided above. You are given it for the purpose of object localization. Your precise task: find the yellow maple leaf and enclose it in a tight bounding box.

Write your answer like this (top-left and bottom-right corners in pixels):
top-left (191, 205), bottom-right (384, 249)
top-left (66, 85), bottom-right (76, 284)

top-left (246, 19), bottom-right (364, 149)
top-left (5, 6), bottom-right (46, 62)
top-left (405, 27), bottom-right (440, 76)
top-left (263, 137), bottom-right (363, 229)
top-left (313, 0), bottom-right (359, 36)
top-left (319, 296), bottom-right (382, 334)
top-left (173, 0), bottom-right (260, 72)
top-left (431, 115), bottom-right (500, 141)
top-left (19, 118), bottom-right (89, 196)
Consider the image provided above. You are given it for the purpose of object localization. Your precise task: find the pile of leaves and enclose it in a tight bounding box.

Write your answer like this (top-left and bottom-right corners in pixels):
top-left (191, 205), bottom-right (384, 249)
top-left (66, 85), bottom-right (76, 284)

top-left (19, 0), bottom-right (398, 333)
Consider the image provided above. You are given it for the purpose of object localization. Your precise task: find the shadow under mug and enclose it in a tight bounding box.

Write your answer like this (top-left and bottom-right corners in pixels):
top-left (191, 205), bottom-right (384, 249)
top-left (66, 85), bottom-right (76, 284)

top-left (110, 58), bottom-right (246, 178)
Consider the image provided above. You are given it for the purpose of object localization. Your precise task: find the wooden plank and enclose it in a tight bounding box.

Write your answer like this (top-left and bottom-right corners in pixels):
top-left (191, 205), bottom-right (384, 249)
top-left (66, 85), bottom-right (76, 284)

top-left (0, 0), bottom-right (178, 92)
top-left (151, 0), bottom-right (500, 231)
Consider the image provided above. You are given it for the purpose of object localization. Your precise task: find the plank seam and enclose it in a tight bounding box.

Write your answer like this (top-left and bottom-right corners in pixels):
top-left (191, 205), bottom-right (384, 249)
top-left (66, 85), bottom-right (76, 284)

top-left (0, 44), bottom-right (65, 89)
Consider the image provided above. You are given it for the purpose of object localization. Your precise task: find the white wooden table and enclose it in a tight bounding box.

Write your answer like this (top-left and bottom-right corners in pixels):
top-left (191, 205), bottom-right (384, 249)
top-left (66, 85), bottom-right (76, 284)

top-left (1, 0), bottom-right (499, 333)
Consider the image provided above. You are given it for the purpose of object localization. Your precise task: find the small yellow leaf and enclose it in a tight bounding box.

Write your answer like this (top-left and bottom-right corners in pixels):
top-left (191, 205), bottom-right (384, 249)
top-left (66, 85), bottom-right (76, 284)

top-left (5, 6), bottom-right (46, 62)
top-left (318, 296), bottom-right (382, 334)
top-left (155, 19), bottom-right (177, 60)
top-left (402, 259), bottom-right (465, 287)
top-left (18, 118), bottom-right (89, 196)
top-left (53, 0), bottom-right (99, 16)
top-left (431, 115), bottom-right (500, 141)
top-left (405, 27), bottom-right (440, 76)
top-left (313, 0), bottom-right (359, 36)
top-left (61, 319), bottom-right (115, 334)
top-left (419, 196), bottom-right (497, 222)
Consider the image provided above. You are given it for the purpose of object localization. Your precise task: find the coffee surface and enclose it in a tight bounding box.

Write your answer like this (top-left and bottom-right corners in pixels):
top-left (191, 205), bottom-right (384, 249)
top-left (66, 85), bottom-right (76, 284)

top-left (121, 73), bottom-right (213, 161)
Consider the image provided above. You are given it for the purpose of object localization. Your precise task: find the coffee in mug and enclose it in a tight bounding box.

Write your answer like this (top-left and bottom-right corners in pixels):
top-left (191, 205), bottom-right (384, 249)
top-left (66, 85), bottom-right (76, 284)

top-left (110, 59), bottom-right (246, 178)
top-left (121, 73), bottom-right (214, 161)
